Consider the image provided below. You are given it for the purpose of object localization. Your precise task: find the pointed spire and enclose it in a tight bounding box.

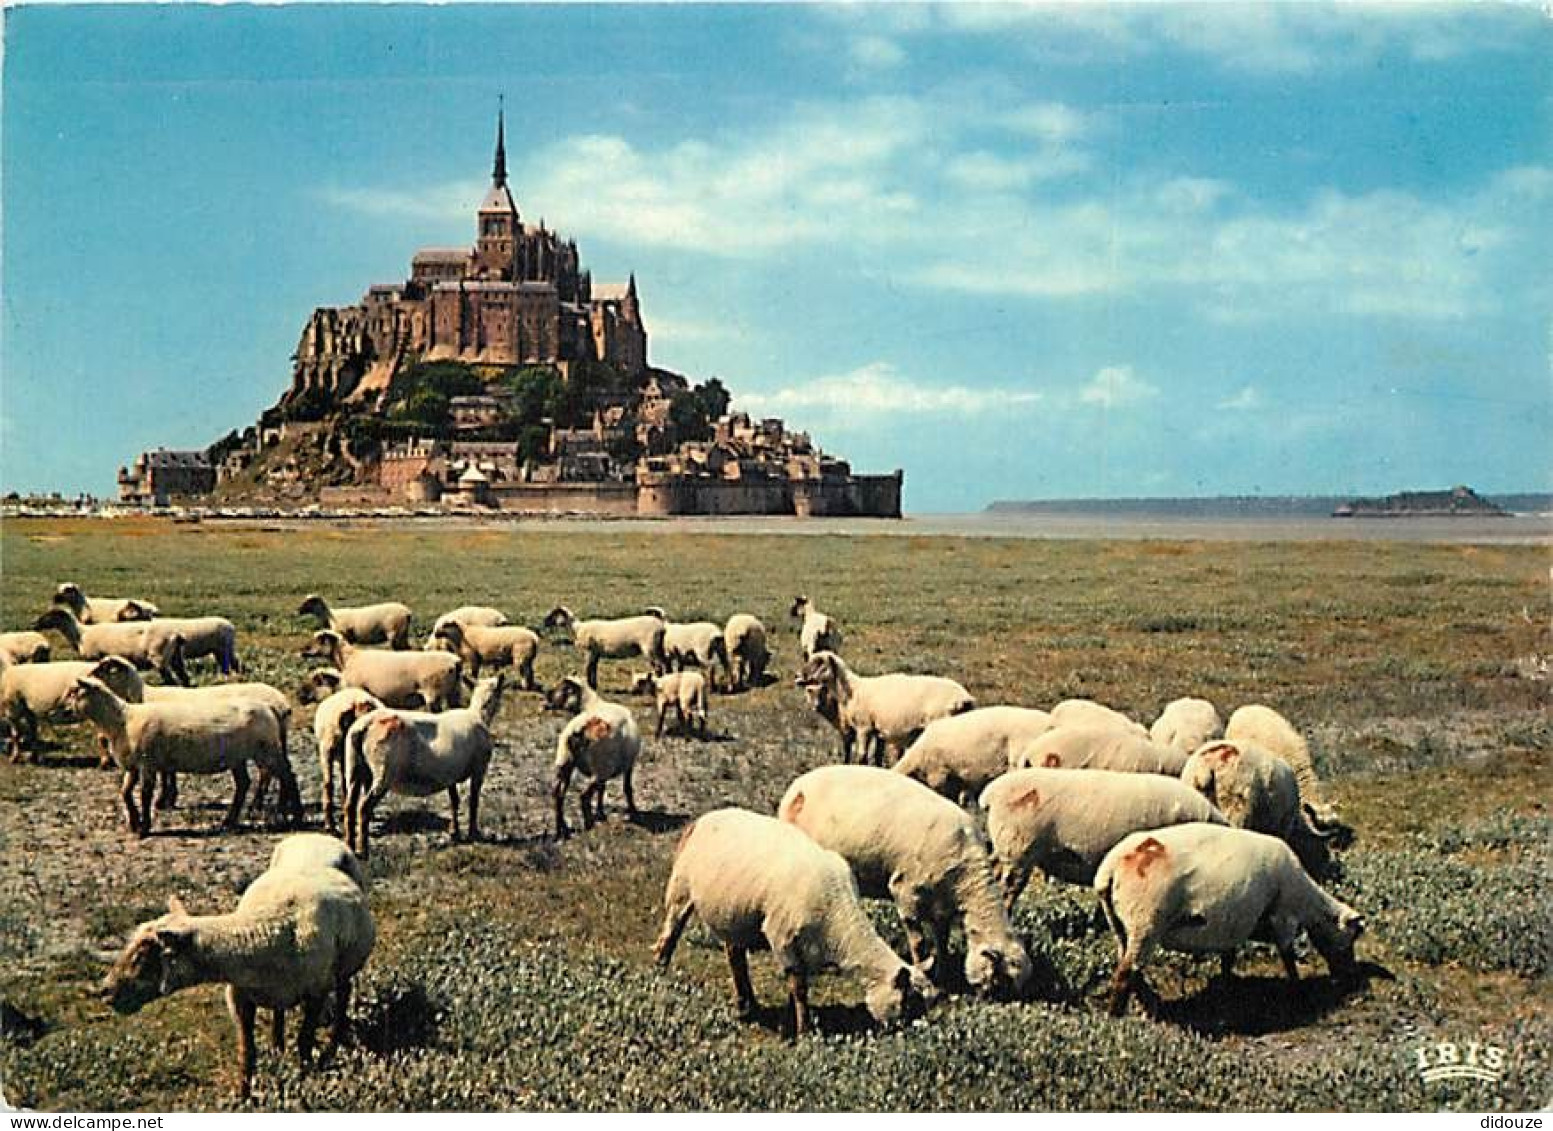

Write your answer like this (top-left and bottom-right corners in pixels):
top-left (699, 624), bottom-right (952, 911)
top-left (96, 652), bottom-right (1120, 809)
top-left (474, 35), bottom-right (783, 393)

top-left (492, 96), bottom-right (508, 188)
top-left (627, 272), bottom-right (637, 297)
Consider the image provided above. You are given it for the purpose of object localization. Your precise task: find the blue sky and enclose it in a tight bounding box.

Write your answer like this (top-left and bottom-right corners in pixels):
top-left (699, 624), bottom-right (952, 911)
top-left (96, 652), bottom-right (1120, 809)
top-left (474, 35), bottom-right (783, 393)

top-left (3, 3), bottom-right (1550, 512)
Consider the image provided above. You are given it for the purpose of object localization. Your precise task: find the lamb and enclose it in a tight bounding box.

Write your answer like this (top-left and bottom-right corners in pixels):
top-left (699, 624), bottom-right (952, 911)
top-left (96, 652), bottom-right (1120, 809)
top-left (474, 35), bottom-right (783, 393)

top-left (646, 611), bottom-right (732, 691)
top-left (979, 767), bottom-right (1227, 908)
top-left (342, 674), bottom-right (508, 858)
top-left (1224, 703), bottom-right (1340, 826)
top-left (1149, 696), bottom-right (1224, 755)
top-left (778, 765), bottom-right (1033, 994)
top-left (631, 670), bottom-right (708, 738)
top-left (1011, 724), bottom-right (1188, 777)
top-left (65, 677), bottom-right (302, 837)
top-left (789, 595), bottom-right (842, 661)
top-left (723, 614), bottom-right (770, 691)
top-left (893, 705), bottom-right (1056, 805)
top-left (1, 656), bottom-right (101, 762)
top-left (797, 651), bottom-right (975, 765)
top-left (1049, 698), bottom-right (1148, 736)
top-left (311, 688), bottom-right (384, 834)
top-left (52, 583), bottom-right (159, 624)
top-left (0, 631), bottom-right (51, 665)
top-left (422, 605), bottom-right (509, 649)
top-left (301, 630), bottom-right (462, 711)
top-left (431, 619), bottom-right (539, 689)
top-left (543, 606), bottom-right (667, 689)
top-left (1094, 822), bottom-right (1366, 1016)
top-left (101, 839), bottom-right (375, 1099)
top-left (548, 676), bottom-right (642, 838)
top-left (298, 594), bottom-right (413, 650)
top-left (653, 807), bottom-right (937, 1036)
top-left (34, 608), bottom-right (190, 686)
top-left (1180, 740), bottom-right (1346, 876)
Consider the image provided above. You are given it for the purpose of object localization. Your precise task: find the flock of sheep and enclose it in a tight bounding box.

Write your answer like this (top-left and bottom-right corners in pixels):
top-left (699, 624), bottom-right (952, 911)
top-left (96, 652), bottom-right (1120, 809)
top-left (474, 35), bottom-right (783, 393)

top-left (0, 584), bottom-right (1367, 1100)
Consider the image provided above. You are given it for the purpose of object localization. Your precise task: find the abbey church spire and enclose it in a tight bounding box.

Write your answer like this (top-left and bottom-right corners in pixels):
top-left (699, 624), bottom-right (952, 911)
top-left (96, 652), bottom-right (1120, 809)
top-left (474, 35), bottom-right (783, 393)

top-left (493, 97), bottom-right (508, 188)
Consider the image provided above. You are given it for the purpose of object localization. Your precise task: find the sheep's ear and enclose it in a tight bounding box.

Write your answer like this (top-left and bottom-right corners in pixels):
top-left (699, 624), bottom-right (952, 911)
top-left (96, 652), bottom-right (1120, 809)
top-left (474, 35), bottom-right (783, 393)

top-left (166, 894), bottom-right (188, 917)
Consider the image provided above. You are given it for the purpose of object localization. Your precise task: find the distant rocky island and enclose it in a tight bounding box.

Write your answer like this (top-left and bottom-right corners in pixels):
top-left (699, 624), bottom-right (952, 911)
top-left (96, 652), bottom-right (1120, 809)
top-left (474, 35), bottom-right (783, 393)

top-left (1331, 485), bottom-right (1508, 518)
top-left (989, 487), bottom-right (1546, 519)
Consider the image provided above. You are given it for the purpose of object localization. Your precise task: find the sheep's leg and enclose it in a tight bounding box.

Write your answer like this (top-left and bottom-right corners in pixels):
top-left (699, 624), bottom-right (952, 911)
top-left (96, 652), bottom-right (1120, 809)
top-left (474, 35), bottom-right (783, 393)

top-left (120, 770), bottom-right (142, 835)
top-left (447, 783), bottom-right (462, 841)
top-left (467, 764), bottom-right (486, 842)
top-left (1218, 952), bottom-right (1236, 982)
top-left (357, 783), bottom-right (391, 859)
top-left (585, 652), bottom-right (600, 689)
top-left (655, 706), bottom-right (667, 740)
top-left (786, 970), bottom-right (811, 1038)
top-left (136, 770), bottom-right (156, 837)
top-left (623, 766), bottom-right (639, 821)
top-left (278, 759), bottom-right (304, 828)
top-left (1001, 860), bottom-right (1035, 913)
top-left (248, 767), bottom-right (273, 819)
top-left (224, 764), bottom-right (251, 829)
top-left (156, 770), bottom-right (179, 811)
top-left (551, 767), bottom-right (574, 839)
top-left (324, 972), bottom-right (353, 1061)
top-left (270, 1009), bottom-right (285, 1053)
top-left (322, 758), bottom-right (338, 835)
top-left (297, 993), bottom-right (326, 1071)
top-left (1107, 934), bottom-right (1155, 1018)
top-left (1278, 945), bottom-right (1300, 983)
top-left (726, 943), bottom-right (757, 1017)
top-left (227, 986), bottom-right (258, 1101)
top-left (519, 652), bottom-right (537, 692)
top-left (580, 780), bottom-right (602, 828)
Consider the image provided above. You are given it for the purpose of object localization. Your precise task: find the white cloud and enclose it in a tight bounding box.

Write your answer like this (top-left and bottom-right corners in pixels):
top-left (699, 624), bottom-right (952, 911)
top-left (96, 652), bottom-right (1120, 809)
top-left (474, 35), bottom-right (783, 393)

top-left (315, 180), bottom-right (479, 223)
top-left (1217, 385), bottom-right (1261, 412)
top-left (849, 34), bottom-right (906, 70)
top-left (737, 361), bottom-right (1043, 420)
top-left (1079, 366), bottom-right (1158, 409)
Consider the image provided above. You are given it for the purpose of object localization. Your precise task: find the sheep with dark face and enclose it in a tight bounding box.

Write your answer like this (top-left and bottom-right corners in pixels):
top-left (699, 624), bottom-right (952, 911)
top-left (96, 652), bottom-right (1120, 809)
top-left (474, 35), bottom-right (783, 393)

top-left (548, 676), bottom-right (642, 838)
top-left (544, 606), bottom-right (667, 689)
top-left (0, 631), bottom-right (51, 665)
top-left (631, 669), bottom-right (708, 738)
top-left (52, 583), bottom-right (158, 624)
top-left (796, 650), bottom-right (974, 766)
top-left (1, 656), bottom-right (101, 763)
top-left (431, 619), bottom-right (539, 688)
top-left (35, 608), bottom-right (191, 686)
top-left (1095, 822), bottom-right (1365, 1016)
top-left (301, 630), bottom-right (461, 711)
top-left (298, 594), bottom-right (413, 650)
top-left (789, 595), bottom-right (841, 661)
top-left (645, 610), bottom-right (732, 691)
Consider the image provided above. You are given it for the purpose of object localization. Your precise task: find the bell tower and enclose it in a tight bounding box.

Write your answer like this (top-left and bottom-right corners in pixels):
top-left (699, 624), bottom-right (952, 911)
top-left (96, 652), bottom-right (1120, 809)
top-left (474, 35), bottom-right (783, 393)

top-left (475, 99), bottom-right (521, 278)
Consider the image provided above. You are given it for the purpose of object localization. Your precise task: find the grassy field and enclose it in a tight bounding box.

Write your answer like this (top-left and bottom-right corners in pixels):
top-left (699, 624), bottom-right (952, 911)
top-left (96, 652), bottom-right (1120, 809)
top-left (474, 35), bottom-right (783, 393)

top-left (0, 516), bottom-right (1548, 1111)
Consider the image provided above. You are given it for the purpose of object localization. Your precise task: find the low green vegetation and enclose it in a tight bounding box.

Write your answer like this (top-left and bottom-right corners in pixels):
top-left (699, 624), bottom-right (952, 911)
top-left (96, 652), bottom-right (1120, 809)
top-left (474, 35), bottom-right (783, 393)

top-left (0, 519), bottom-right (1547, 1110)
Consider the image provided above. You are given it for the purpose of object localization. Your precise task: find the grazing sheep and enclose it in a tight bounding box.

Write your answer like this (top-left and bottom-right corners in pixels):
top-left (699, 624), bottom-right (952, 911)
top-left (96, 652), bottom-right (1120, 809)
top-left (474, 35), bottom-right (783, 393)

top-left (799, 677), bottom-right (856, 762)
top-left (797, 651), bottom-right (975, 765)
top-left (723, 613), bottom-right (770, 690)
top-left (342, 674), bottom-right (508, 859)
top-left (544, 606), bottom-right (667, 689)
top-left (789, 595), bottom-right (842, 661)
top-left (268, 832), bottom-right (368, 891)
top-left (1095, 822), bottom-right (1366, 1016)
top-left (301, 630), bottom-right (461, 711)
top-left (1149, 696), bottom-right (1224, 756)
top-left (646, 611), bottom-right (733, 692)
top-left (1011, 724), bottom-right (1188, 777)
top-left (1049, 698), bottom-right (1148, 736)
top-left (52, 583), bottom-right (158, 624)
top-left (1, 656), bottom-right (100, 762)
top-left (1224, 704), bottom-right (1340, 826)
top-left (631, 670), bottom-right (708, 738)
top-left (101, 842), bottom-right (375, 1099)
top-left (1180, 740), bottom-right (1345, 876)
top-left (979, 767), bottom-right (1227, 908)
top-left (311, 688), bottom-right (384, 834)
top-left (66, 677), bottom-right (301, 837)
top-left (0, 631), bottom-right (51, 665)
top-left (431, 619), bottom-right (539, 689)
top-left (894, 705), bottom-right (1056, 805)
top-left (779, 765), bottom-right (1033, 994)
top-left (422, 605), bottom-right (509, 649)
top-left (35, 608), bottom-right (190, 686)
top-left (298, 594), bottom-right (413, 650)
top-left (549, 676), bottom-right (642, 838)
top-left (653, 807), bottom-right (937, 1035)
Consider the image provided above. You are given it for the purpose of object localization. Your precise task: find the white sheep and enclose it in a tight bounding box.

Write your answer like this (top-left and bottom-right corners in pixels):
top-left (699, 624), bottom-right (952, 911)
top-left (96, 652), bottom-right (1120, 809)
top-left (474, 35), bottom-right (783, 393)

top-left (789, 595), bottom-right (842, 661)
top-left (34, 608), bottom-right (190, 685)
top-left (778, 765), bottom-right (1033, 994)
top-left (723, 613), bottom-right (770, 690)
top-left (430, 619), bottom-right (539, 689)
top-left (653, 807), bottom-right (937, 1035)
top-left (798, 677), bottom-right (856, 762)
top-left (52, 582), bottom-right (159, 624)
top-left (101, 842), bottom-right (375, 1099)
top-left (422, 605), bottom-right (509, 649)
top-left (1011, 723), bottom-right (1188, 777)
top-left (893, 705), bottom-right (1056, 805)
top-left (549, 676), bottom-right (642, 838)
top-left (0, 631), bottom-right (51, 665)
top-left (1149, 696), bottom-right (1224, 755)
top-left (1224, 703), bottom-right (1340, 826)
top-left (979, 767), bottom-right (1227, 907)
top-left (311, 688), bottom-right (384, 834)
top-left (1049, 698), bottom-right (1148, 736)
top-left (66, 676), bottom-right (301, 837)
top-left (342, 674), bottom-right (508, 858)
top-left (298, 594), bottom-right (413, 650)
top-left (1180, 740), bottom-right (1345, 876)
top-left (797, 651), bottom-right (975, 765)
top-left (267, 831), bottom-right (368, 891)
top-left (1095, 822), bottom-right (1366, 1016)
top-left (544, 606), bottom-right (667, 689)
top-left (1, 656), bottom-right (101, 762)
top-left (301, 630), bottom-right (462, 711)
top-left (646, 611), bottom-right (732, 691)
top-left (631, 669), bottom-right (708, 738)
